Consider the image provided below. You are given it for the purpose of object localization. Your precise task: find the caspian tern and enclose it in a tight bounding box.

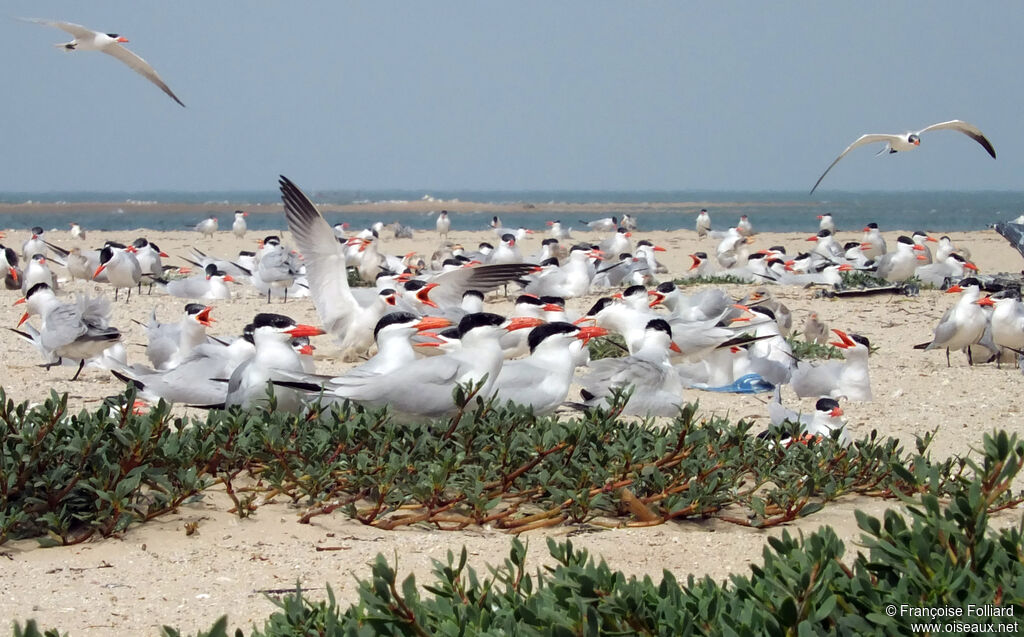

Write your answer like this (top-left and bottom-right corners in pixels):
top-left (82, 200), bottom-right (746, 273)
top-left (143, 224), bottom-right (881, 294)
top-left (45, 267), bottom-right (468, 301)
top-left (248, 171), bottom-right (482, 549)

top-left (23, 19), bottom-right (185, 107)
top-left (914, 277), bottom-right (993, 366)
top-left (15, 282), bottom-right (121, 380)
top-left (578, 318), bottom-right (685, 417)
top-left (547, 220), bottom-right (572, 241)
top-left (195, 216), bottom-right (218, 238)
top-left (736, 215), bottom-right (753, 237)
top-left (298, 312), bottom-right (542, 422)
top-left (910, 231), bottom-right (938, 264)
top-left (870, 235), bottom-right (927, 283)
top-left (817, 213), bottom-right (835, 234)
top-left (436, 210), bottom-right (451, 239)
top-left (860, 223), bottom-right (887, 260)
top-left (790, 330), bottom-right (872, 401)
top-left (159, 263), bottom-right (234, 300)
top-left (21, 254), bottom-right (56, 294)
top-left (231, 210), bottom-right (248, 238)
top-left (93, 243), bottom-right (142, 302)
top-left (224, 313), bottom-right (325, 412)
top-left (0, 245), bottom-right (20, 289)
top-left (915, 253), bottom-right (977, 288)
top-left (989, 294), bottom-right (1024, 366)
top-left (765, 393), bottom-right (849, 447)
top-left (22, 227), bottom-right (47, 261)
top-left (580, 216), bottom-right (618, 233)
top-left (69, 222), bottom-right (86, 241)
top-left (810, 119), bottom-right (996, 194)
top-left (491, 322), bottom-right (607, 415)
top-left (695, 209), bottom-right (711, 238)
top-left (143, 303), bottom-right (214, 370)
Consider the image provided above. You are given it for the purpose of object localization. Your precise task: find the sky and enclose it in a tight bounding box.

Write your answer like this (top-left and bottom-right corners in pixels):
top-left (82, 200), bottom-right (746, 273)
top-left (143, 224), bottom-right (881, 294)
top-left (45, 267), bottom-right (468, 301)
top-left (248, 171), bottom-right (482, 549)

top-left (2, 2), bottom-right (1023, 193)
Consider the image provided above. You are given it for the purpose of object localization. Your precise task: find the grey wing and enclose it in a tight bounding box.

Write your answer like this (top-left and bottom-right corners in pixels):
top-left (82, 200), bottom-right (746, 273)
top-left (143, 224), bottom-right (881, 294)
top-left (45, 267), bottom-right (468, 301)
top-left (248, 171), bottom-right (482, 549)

top-left (917, 120), bottom-right (995, 158)
top-left (76, 294), bottom-right (112, 329)
top-left (790, 360), bottom-right (840, 398)
top-left (41, 305), bottom-right (86, 349)
top-left (280, 176), bottom-right (358, 339)
top-left (102, 43), bottom-right (186, 107)
top-left (992, 222), bottom-right (1024, 260)
top-left (329, 355), bottom-right (461, 404)
top-left (927, 307), bottom-right (958, 348)
top-left (22, 18), bottom-right (97, 40)
top-left (165, 276), bottom-right (207, 299)
top-left (810, 134), bottom-right (902, 195)
top-left (428, 263), bottom-right (540, 306)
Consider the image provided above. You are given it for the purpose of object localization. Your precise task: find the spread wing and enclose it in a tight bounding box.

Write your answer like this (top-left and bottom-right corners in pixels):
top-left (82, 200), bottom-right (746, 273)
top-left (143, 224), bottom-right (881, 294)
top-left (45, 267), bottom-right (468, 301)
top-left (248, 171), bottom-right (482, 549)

top-left (917, 120), bottom-right (996, 158)
top-left (102, 42), bottom-right (186, 107)
top-left (280, 176), bottom-right (358, 340)
top-left (810, 133), bottom-right (903, 195)
top-left (22, 18), bottom-right (98, 40)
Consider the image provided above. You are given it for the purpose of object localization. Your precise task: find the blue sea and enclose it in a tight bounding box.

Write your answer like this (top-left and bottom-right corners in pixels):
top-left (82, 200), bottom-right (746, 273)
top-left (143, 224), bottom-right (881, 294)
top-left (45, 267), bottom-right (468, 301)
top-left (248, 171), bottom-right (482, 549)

top-left (0, 190), bottom-right (1020, 234)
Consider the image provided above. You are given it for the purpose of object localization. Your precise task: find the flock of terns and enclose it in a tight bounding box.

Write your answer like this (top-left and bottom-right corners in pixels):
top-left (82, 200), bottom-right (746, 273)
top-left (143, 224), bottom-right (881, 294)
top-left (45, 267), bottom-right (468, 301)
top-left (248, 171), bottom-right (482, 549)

top-left (9, 17), bottom-right (1011, 444)
top-left (5, 174), bottom-right (1023, 447)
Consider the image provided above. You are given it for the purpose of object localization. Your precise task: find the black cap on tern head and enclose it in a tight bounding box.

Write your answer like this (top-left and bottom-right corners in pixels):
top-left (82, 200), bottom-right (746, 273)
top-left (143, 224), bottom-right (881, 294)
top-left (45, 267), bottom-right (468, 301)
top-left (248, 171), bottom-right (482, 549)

top-left (770, 245), bottom-right (787, 254)
top-left (104, 241), bottom-right (127, 249)
top-left (957, 277), bottom-right (981, 288)
top-left (896, 235), bottom-right (914, 246)
top-left (501, 233), bottom-right (516, 243)
top-left (184, 303), bottom-right (206, 316)
top-left (815, 397), bottom-right (841, 413)
top-left (817, 229), bottom-right (832, 238)
top-left (403, 279), bottom-right (428, 292)
top-left (98, 246), bottom-right (114, 264)
top-left (253, 313), bottom-right (296, 330)
top-left (656, 281), bottom-right (677, 294)
top-left (539, 295), bottom-right (565, 307)
top-left (750, 306), bottom-right (776, 321)
top-left (843, 242), bottom-right (861, 251)
top-left (373, 311), bottom-right (418, 340)
top-left (693, 251), bottom-right (708, 259)
top-left (457, 312), bottom-right (506, 336)
top-left (30, 226), bottom-right (44, 235)
top-left (132, 237), bottom-right (149, 248)
top-left (865, 222), bottom-right (879, 229)
top-left (242, 323), bottom-right (255, 345)
top-left (478, 242), bottom-right (494, 251)
top-left (24, 282), bottom-right (52, 299)
top-left (527, 322), bottom-right (579, 353)
top-left (645, 318), bottom-right (673, 337)
top-left (463, 290), bottom-right (485, 301)
top-left (540, 257), bottom-right (560, 267)
top-left (850, 334), bottom-right (870, 349)
top-left (515, 294), bottom-right (544, 306)
top-left (204, 263), bottom-right (220, 277)
top-left (263, 235), bottom-right (281, 245)
top-left (585, 297), bottom-right (615, 316)
top-left (622, 285), bottom-right (647, 298)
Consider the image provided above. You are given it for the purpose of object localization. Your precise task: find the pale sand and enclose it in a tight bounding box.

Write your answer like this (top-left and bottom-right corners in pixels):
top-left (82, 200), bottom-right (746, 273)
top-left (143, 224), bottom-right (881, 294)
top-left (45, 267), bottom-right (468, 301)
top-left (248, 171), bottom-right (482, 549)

top-left (1, 223), bottom-right (1022, 635)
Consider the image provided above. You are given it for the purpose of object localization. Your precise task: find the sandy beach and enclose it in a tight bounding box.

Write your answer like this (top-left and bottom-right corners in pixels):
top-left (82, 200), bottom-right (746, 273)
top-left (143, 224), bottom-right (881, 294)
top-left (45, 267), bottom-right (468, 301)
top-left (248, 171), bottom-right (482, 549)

top-left (1, 221), bottom-right (1023, 635)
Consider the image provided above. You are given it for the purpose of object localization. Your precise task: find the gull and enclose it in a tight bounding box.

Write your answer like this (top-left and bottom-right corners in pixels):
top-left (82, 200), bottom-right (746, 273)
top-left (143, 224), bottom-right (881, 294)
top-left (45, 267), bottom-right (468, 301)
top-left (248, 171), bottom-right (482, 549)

top-left (810, 120), bottom-right (996, 194)
top-left (23, 19), bottom-right (185, 107)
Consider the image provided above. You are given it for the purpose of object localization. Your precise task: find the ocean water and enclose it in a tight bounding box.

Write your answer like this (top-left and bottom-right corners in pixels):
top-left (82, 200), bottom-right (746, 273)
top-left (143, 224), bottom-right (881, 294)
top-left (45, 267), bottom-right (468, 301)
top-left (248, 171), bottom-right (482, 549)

top-left (0, 190), bottom-right (1020, 234)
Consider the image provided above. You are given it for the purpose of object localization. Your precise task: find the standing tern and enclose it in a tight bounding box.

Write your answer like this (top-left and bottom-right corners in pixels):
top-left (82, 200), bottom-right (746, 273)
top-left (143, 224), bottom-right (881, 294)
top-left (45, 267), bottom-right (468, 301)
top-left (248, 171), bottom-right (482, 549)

top-left (23, 19), bottom-right (185, 107)
top-left (810, 120), bottom-right (996, 194)
top-left (914, 277), bottom-right (993, 366)
top-left (15, 282), bottom-right (122, 380)
top-left (231, 210), bottom-right (248, 238)
top-left (436, 210), bottom-right (451, 239)
top-left (93, 243), bottom-right (142, 302)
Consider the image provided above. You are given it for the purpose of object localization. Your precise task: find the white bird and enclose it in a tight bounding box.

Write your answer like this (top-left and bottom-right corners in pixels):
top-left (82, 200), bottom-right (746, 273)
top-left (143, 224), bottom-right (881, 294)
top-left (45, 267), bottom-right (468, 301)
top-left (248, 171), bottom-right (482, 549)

top-left (225, 313), bottom-right (325, 412)
top-left (24, 19), bottom-right (185, 107)
top-left (15, 282), bottom-right (122, 380)
top-left (765, 394), bottom-right (850, 447)
top-left (915, 253), bottom-right (977, 288)
top-left (989, 295), bottom-right (1024, 365)
top-left (791, 330), bottom-right (872, 401)
top-left (231, 210), bottom-right (249, 238)
top-left (305, 312), bottom-right (542, 422)
top-left (807, 229), bottom-right (846, 263)
top-left (578, 318), bottom-right (685, 417)
top-left (695, 209), bottom-right (712, 238)
top-left (910, 230), bottom-right (938, 264)
top-left (871, 235), bottom-right (927, 283)
top-left (0, 245), bottom-right (21, 289)
top-left (436, 210), bottom-right (451, 239)
top-left (195, 216), bottom-right (218, 238)
top-left (810, 119), bottom-right (996, 194)
top-left (69, 222), bottom-right (86, 241)
top-left (736, 215), bottom-right (753, 237)
top-left (599, 227), bottom-right (632, 258)
top-left (22, 226), bottom-right (47, 261)
top-left (144, 303), bottom-right (215, 370)
top-left (546, 220), bottom-right (572, 241)
top-left (817, 213), bottom-right (835, 234)
top-left (160, 263), bottom-right (235, 300)
top-left (580, 216), bottom-right (619, 233)
top-left (21, 254), bottom-right (57, 294)
top-left (93, 243), bottom-right (142, 302)
top-left (915, 277), bottom-right (993, 366)
top-left (491, 322), bottom-right (608, 415)
top-left (860, 223), bottom-right (887, 260)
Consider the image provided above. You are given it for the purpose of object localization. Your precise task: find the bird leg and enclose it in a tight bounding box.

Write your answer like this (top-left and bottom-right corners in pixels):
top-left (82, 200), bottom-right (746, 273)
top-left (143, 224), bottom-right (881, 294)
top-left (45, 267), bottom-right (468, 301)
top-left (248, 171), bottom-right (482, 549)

top-left (945, 348), bottom-right (951, 367)
top-left (70, 359), bottom-right (85, 381)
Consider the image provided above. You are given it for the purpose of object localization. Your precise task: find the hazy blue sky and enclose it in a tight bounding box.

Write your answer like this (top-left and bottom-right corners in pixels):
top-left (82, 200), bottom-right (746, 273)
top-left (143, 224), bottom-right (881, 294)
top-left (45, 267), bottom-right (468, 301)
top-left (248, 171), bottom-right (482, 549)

top-left (2, 2), bottom-right (1022, 193)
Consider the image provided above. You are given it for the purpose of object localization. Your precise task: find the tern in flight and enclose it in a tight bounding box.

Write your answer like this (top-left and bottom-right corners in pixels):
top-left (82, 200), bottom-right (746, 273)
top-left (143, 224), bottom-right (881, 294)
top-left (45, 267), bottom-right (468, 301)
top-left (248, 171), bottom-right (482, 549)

top-left (810, 120), bottom-right (995, 194)
top-left (23, 18), bottom-right (185, 107)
